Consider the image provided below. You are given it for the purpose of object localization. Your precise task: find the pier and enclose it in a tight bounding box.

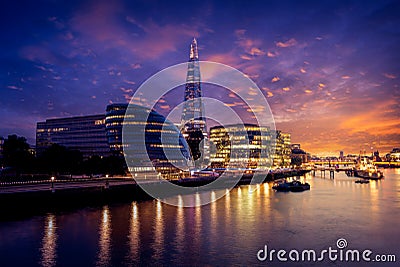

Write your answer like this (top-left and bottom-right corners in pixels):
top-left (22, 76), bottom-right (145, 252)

top-left (311, 166), bottom-right (354, 179)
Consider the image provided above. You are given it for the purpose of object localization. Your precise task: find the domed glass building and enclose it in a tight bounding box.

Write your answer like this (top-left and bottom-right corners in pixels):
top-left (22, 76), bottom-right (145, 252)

top-left (122, 104), bottom-right (191, 180)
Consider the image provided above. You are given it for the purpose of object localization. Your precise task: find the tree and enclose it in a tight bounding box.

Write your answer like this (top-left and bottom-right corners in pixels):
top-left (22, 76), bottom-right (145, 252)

top-left (38, 144), bottom-right (83, 174)
top-left (291, 156), bottom-right (303, 167)
top-left (102, 155), bottom-right (126, 175)
top-left (2, 134), bottom-right (35, 175)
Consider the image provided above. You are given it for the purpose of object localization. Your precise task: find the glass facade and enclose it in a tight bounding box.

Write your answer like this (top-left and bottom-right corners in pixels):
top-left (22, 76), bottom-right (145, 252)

top-left (123, 104), bottom-right (191, 180)
top-left (180, 38), bottom-right (208, 168)
top-left (36, 115), bottom-right (110, 158)
top-left (272, 131), bottom-right (291, 167)
top-left (105, 103), bottom-right (128, 155)
top-left (209, 124), bottom-right (272, 169)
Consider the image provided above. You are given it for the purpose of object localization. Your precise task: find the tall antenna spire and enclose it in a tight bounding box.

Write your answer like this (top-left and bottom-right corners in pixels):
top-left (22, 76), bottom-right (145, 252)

top-left (189, 38), bottom-right (199, 60)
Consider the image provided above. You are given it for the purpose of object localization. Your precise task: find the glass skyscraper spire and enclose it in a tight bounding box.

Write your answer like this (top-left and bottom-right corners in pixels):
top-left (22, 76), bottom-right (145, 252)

top-left (181, 38), bottom-right (208, 167)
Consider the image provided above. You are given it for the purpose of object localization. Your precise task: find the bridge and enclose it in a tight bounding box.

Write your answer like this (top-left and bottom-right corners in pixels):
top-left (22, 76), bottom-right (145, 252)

top-left (310, 166), bottom-right (354, 179)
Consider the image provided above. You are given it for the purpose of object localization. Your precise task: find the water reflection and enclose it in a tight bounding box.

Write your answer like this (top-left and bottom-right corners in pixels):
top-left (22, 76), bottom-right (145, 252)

top-left (174, 196), bottom-right (185, 258)
top-left (125, 202), bottom-right (140, 265)
top-left (369, 180), bottom-right (380, 218)
top-left (152, 200), bottom-right (164, 261)
top-left (247, 185), bottom-right (256, 216)
top-left (224, 189), bottom-right (231, 222)
top-left (96, 206), bottom-right (112, 267)
top-left (210, 191), bottom-right (217, 238)
top-left (2, 170), bottom-right (399, 267)
top-left (40, 214), bottom-right (57, 267)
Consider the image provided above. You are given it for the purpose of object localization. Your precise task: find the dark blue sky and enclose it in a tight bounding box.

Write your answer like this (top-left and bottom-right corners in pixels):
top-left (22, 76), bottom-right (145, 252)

top-left (1, 0), bottom-right (399, 155)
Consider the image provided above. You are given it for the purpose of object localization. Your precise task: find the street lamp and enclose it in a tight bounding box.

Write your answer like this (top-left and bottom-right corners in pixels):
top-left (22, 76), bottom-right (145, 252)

top-left (51, 176), bottom-right (55, 192)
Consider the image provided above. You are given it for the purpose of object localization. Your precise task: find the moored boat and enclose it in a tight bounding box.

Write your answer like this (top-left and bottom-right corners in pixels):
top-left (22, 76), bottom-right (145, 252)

top-left (354, 158), bottom-right (384, 180)
top-left (272, 180), bottom-right (310, 192)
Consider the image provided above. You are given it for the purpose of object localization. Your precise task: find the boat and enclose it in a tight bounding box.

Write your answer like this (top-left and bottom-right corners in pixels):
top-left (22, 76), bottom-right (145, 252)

top-left (272, 179), bottom-right (310, 192)
top-left (355, 179), bottom-right (370, 184)
top-left (354, 158), bottom-right (384, 180)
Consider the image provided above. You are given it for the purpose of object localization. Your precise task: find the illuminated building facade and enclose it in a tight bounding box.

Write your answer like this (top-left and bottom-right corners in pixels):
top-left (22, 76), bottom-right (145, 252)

top-left (123, 104), bottom-right (191, 180)
top-left (181, 38), bottom-right (208, 168)
top-left (386, 148), bottom-right (400, 161)
top-left (209, 124), bottom-right (272, 169)
top-left (105, 103), bottom-right (128, 155)
top-left (36, 115), bottom-right (110, 158)
top-left (273, 131), bottom-right (291, 167)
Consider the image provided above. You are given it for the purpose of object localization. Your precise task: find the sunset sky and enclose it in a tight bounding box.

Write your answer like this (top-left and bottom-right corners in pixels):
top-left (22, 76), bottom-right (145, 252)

top-left (1, 0), bottom-right (399, 156)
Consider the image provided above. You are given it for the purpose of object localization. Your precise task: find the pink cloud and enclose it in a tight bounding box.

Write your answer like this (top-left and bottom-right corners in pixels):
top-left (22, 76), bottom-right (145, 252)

top-left (130, 63), bottom-right (142, 69)
top-left (383, 73), bottom-right (397, 79)
top-left (249, 47), bottom-right (265, 56)
top-left (271, 76), bottom-right (280, 83)
top-left (276, 38), bottom-right (297, 48)
top-left (234, 29), bottom-right (265, 57)
top-left (205, 52), bottom-right (241, 67)
top-left (69, 1), bottom-right (199, 60)
top-left (19, 46), bottom-right (58, 64)
top-left (7, 85), bottom-right (23, 91)
top-left (240, 54), bottom-right (252, 60)
top-left (120, 87), bottom-right (133, 93)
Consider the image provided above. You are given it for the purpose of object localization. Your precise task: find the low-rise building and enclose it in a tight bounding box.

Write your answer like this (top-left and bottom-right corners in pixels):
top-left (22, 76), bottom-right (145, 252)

top-left (36, 114), bottom-right (110, 158)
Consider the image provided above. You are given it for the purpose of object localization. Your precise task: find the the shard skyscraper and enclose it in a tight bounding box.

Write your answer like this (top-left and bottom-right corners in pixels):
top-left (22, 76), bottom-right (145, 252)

top-left (181, 38), bottom-right (208, 168)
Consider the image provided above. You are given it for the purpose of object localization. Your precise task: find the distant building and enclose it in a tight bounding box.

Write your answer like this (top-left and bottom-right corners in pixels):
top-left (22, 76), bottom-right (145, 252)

top-left (339, 151), bottom-right (344, 160)
top-left (273, 131), bottom-right (291, 167)
top-left (209, 124), bottom-right (272, 169)
top-left (291, 144), bottom-right (308, 165)
top-left (36, 114), bottom-right (110, 158)
top-left (372, 151), bottom-right (382, 162)
top-left (291, 144), bottom-right (301, 150)
top-left (386, 148), bottom-right (400, 161)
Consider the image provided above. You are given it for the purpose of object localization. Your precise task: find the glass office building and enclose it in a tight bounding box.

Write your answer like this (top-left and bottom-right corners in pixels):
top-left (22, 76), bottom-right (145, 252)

top-left (273, 131), bottom-right (291, 167)
top-left (123, 104), bottom-right (191, 180)
top-left (105, 103), bottom-right (128, 155)
top-left (209, 124), bottom-right (272, 169)
top-left (36, 115), bottom-right (110, 158)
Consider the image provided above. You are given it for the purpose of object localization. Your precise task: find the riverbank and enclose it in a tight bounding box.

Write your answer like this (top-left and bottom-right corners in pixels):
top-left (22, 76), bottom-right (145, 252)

top-left (0, 169), bottom-right (310, 220)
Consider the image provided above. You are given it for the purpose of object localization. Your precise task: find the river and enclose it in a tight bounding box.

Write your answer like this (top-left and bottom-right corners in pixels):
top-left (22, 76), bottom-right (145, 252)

top-left (1, 169), bottom-right (399, 266)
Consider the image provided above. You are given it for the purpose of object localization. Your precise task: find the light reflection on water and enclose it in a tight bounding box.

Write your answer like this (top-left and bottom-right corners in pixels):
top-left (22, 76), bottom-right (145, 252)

top-left (40, 214), bottom-right (57, 267)
top-left (125, 202), bottom-right (140, 266)
top-left (151, 200), bottom-right (164, 262)
top-left (1, 169), bottom-right (399, 266)
top-left (174, 196), bottom-right (185, 260)
top-left (96, 206), bottom-right (112, 267)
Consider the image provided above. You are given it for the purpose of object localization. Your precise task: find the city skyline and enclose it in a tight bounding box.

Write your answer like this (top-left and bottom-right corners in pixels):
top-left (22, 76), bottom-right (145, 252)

top-left (1, 0), bottom-right (399, 156)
